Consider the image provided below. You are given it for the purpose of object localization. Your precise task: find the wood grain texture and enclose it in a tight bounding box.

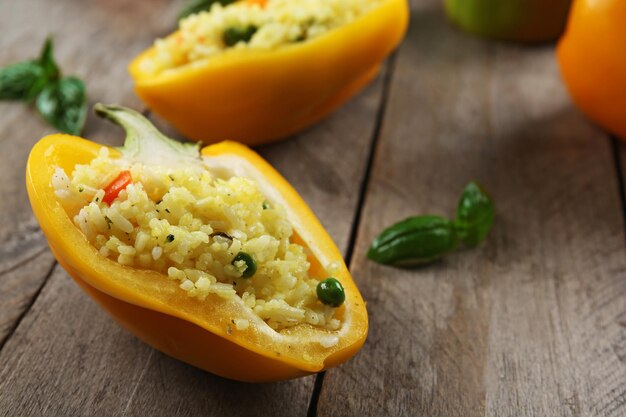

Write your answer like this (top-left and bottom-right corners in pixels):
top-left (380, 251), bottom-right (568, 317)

top-left (0, 1), bottom-right (386, 416)
top-left (3, 0), bottom-right (625, 415)
top-left (0, 0), bottom-right (182, 345)
top-left (316, 1), bottom-right (626, 416)
top-left (0, 266), bottom-right (155, 417)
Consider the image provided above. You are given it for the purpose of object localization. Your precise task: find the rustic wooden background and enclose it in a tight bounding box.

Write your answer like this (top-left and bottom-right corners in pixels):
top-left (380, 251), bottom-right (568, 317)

top-left (1, 0), bottom-right (624, 416)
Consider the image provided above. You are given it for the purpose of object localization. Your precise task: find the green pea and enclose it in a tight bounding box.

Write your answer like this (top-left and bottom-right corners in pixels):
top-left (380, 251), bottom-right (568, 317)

top-left (316, 278), bottom-right (345, 307)
top-left (232, 251), bottom-right (256, 278)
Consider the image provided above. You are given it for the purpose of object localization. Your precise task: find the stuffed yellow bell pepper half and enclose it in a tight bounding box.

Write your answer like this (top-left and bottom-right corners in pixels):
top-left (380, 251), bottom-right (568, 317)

top-left (129, 0), bottom-right (409, 144)
top-left (26, 104), bottom-right (368, 382)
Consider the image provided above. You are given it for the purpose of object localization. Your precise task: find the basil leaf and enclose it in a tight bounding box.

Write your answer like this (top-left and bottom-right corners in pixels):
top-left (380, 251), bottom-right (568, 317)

top-left (369, 181), bottom-right (495, 268)
top-left (36, 77), bottom-right (87, 135)
top-left (0, 61), bottom-right (45, 100)
top-left (0, 37), bottom-right (62, 101)
top-left (38, 37), bottom-right (60, 82)
top-left (179, 0), bottom-right (236, 20)
top-left (1, 37), bottom-right (87, 133)
top-left (455, 181), bottom-right (495, 247)
top-left (367, 215), bottom-right (458, 266)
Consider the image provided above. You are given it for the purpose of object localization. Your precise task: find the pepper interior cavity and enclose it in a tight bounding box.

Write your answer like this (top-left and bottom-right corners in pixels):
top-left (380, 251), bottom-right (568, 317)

top-left (51, 107), bottom-right (344, 336)
top-left (142, 0), bottom-right (382, 75)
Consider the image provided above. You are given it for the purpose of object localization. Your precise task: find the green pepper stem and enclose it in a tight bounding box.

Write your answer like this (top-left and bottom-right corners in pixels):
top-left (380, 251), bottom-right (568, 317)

top-left (94, 103), bottom-right (201, 166)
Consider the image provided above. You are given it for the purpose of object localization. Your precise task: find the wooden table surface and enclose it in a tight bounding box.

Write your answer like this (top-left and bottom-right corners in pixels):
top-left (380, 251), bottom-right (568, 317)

top-left (1, 0), bottom-right (625, 416)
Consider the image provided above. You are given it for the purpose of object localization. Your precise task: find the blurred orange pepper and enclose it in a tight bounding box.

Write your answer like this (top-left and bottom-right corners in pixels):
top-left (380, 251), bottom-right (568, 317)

top-left (557, 0), bottom-right (626, 140)
top-left (130, 0), bottom-right (409, 145)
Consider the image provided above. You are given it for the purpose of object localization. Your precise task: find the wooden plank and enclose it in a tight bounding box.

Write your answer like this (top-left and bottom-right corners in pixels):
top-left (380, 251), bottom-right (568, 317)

top-left (0, 265), bottom-right (156, 417)
top-left (0, 0), bottom-right (180, 344)
top-left (316, 1), bottom-right (626, 416)
top-left (0, 249), bottom-right (55, 346)
top-left (0, 105), bottom-right (56, 344)
top-left (0, 2), bottom-right (387, 416)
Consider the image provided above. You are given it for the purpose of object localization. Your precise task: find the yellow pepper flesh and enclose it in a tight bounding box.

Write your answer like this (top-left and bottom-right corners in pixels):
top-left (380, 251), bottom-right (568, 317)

top-left (27, 132), bottom-right (368, 382)
top-left (129, 0), bottom-right (409, 145)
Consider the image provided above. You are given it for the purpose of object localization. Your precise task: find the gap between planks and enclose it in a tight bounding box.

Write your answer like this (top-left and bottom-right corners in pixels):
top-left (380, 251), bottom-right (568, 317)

top-left (306, 54), bottom-right (399, 417)
top-left (610, 135), bottom-right (626, 244)
top-left (0, 260), bottom-right (57, 353)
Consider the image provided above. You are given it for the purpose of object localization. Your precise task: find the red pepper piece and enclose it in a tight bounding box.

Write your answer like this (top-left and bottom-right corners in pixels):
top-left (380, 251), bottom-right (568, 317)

top-left (102, 170), bottom-right (132, 205)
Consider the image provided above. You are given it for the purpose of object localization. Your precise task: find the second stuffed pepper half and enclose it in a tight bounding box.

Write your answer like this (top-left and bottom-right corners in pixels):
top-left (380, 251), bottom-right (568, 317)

top-left (129, 0), bottom-right (409, 144)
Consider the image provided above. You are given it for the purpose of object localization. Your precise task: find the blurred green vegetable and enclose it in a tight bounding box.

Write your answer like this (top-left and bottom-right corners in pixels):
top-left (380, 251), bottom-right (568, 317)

top-left (444, 0), bottom-right (571, 43)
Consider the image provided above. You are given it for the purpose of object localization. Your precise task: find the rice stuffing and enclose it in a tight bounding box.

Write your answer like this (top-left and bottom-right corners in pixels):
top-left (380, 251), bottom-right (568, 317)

top-left (53, 147), bottom-right (342, 333)
top-left (142, 0), bottom-right (382, 75)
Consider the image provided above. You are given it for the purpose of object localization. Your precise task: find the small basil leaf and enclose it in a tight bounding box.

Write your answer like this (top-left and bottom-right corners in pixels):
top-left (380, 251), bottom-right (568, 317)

top-left (0, 61), bottom-right (45, 100)
top-left (38, 37), bottom-right (60, 82)
top-left (367, 215), bottom-right (458, 266)
top-left (179, 0), bottom-right (236, 20)
top-left (455, 181), bottom-right (495, 247)
top-left (36, 77), bottom-right (87, 135)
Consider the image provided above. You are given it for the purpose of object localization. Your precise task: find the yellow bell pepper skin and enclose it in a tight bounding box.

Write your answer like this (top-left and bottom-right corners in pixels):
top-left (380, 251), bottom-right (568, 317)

top-left (129, 0), bottom-right (409, 145)
top-left (26, 119), bottom-right (368, 381)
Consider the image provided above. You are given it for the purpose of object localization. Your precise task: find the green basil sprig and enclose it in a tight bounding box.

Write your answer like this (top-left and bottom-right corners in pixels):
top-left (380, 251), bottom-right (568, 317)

top-left (0, 37), bottom-right (87, 135)
top-left (36, 77), bottom-right (87, 136)
top-left (454, 181), bottom-right (495, 247)
top-left (0, 62), bottom-right (46, 101)
top-left (367, 181), bottom-right (494, 266)
top-left (179, 0), bottom-right (236, 20)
